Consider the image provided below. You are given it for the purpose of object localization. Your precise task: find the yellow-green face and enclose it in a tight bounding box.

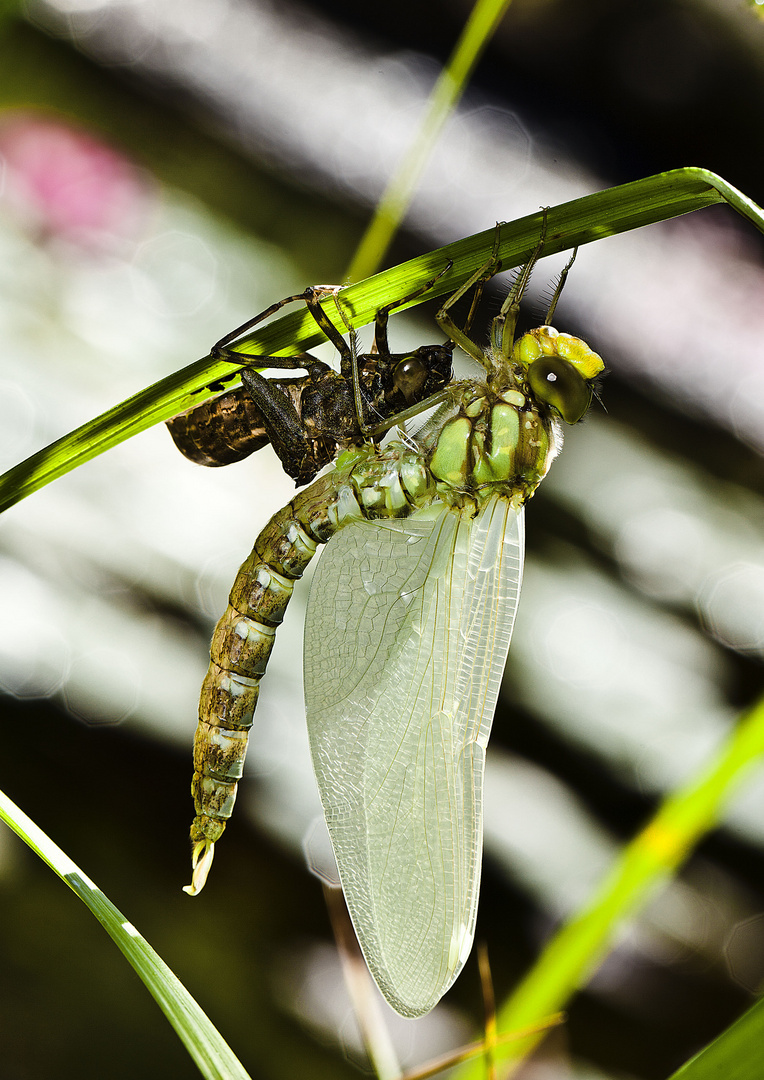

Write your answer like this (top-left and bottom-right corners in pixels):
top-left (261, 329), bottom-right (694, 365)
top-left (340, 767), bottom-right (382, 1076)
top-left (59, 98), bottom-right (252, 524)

top-left (513, 326), bottom-right (605, 424)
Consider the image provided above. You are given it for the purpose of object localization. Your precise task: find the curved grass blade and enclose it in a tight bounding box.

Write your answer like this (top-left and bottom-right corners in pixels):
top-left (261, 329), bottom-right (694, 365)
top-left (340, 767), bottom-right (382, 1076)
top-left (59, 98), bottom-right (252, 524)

top-left (667, 995), bottom-right (764, 1080)
top-left (0, 787), bottom-right (251, 1080)
top-left (0, 168), bottom-right (761, 517)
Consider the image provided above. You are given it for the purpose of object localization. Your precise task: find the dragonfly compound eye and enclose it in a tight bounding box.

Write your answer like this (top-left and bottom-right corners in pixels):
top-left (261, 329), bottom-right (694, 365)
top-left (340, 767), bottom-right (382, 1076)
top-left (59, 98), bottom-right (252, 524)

top-left (527, 355), bottom-right (592, 424)
top-left (393, 355), bottom-right (429, 403)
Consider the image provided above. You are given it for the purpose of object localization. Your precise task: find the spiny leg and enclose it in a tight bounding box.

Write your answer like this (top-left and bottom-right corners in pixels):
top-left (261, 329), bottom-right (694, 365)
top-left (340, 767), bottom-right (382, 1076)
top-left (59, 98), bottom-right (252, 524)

top-left (543, 247), bottom-right (578, 325)
top-left (314, 262), bottom-right (456, 439)
top-left (364, 384), bottom-right (453, 441)
top-left (294, 286), bottom-right (382, 452)
top-left (491, 209), bottom-right (551, 362)
top-left (434, 213), bottom-right (572, 380)
top-left (302, 287), bottom-right (373, 439)
top-left (372, 262), bottom-right (454, 357)
top-left (213, 286), bottom-right (345, 371)
top-left (491, 215), bottom-right (577, 363)
top-left (302, 285), bottom-right (354, 361)
top-left (337, 263), bottom-right (454, 437)
top-left (435, 226), bottom-right (504, 367)
top-left (212, 291), bottom-right (316, 360)
top-left (301, 272), bottom-right (456, 441)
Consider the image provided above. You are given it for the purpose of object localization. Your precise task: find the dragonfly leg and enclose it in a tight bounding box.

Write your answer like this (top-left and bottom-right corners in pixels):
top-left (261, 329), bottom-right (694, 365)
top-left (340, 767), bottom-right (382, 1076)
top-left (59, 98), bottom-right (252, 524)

top-left (435, 227), bottom-right (504, 367)
top-left (212, 285), bottom-right (348, 369)
top-left (491, 210), bottom-right (552, 361)
top-left (543, 246), bottom-right (578, 325)
top-left (212, 291), bottom-right (315, 359)
top-left (372, 262), bottom-right (454, 356)
top-left (239, 368), bottom-right (326, 484)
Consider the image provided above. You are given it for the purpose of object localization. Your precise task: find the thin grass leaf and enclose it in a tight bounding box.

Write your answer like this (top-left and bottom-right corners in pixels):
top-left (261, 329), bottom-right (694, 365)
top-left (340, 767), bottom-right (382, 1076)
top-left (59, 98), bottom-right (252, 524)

top-left (0, 168), bottom-right (761, 517)
top-left (347, 0), bottom-right (515, 282)
top-left (666, 996), bottom-right (764, 1080)
top-left (452, 691), bottom-right (764, 1078)
top-left (0, 787), bottom-right (251, 1080)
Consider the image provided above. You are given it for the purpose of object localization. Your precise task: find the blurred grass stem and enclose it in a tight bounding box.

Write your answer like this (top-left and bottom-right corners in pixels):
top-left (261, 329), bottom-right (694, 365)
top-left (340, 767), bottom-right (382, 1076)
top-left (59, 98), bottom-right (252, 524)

top-left (346, 0), bottom-right (514, 282)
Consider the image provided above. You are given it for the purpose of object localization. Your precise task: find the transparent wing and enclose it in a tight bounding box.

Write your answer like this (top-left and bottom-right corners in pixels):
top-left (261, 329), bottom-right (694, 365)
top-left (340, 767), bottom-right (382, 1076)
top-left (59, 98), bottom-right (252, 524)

top-left (304, 495), bottom-right (525, 1017)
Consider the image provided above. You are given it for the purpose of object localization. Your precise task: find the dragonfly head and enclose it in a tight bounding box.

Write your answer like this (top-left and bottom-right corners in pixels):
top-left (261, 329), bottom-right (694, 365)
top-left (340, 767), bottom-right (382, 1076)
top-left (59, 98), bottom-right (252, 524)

top-left (513, 326), bottom-right (605, 424)
top-left (392, 342), bottom-right (454, 404)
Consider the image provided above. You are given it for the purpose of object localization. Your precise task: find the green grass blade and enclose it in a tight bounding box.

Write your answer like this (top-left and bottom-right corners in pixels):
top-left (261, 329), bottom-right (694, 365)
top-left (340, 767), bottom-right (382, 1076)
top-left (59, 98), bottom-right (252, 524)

top-left (453, 691), bottom-right (764, 1078)
top-left (0, 787), bottom-right (251, 1080)
top-left (347, 0), bottom-right (515, 282)
top-left (667, 996), bottom-right (764, 1079)
top-left (0, 167), bottom-right (762, 517)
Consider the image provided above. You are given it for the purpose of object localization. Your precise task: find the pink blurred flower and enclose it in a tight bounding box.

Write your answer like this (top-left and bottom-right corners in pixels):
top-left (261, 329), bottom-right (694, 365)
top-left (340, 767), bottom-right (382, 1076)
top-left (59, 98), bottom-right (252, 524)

top-left (0, 111), bottom-right (154, 250)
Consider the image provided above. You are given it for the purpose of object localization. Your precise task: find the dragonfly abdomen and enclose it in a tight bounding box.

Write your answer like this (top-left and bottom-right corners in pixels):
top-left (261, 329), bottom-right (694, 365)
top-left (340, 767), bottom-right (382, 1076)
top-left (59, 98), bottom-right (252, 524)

top-left (192, 571), bottom-right (292, 836)
top-left (189, 503), bottom-right (321, 854)
top-left (168, 388), bottom-right (272, 466)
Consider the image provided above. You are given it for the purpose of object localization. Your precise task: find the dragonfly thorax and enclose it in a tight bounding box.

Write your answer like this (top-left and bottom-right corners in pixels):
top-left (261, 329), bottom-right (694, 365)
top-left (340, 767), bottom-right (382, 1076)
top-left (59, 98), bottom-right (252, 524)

top-left (427, 383), bottom-right (560, 508)
top-left (421, 325), bottom-right (603, 510)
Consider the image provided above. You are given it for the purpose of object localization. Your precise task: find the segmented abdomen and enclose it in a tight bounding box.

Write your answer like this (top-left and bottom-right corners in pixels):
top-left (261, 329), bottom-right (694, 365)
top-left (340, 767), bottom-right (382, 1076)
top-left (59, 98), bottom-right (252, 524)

top-left (187, 446), bottom-right (436, 891)
top-left (169, 376), bottom-right (315, 468)
top-left (167, 388), bottom-right (271, 466)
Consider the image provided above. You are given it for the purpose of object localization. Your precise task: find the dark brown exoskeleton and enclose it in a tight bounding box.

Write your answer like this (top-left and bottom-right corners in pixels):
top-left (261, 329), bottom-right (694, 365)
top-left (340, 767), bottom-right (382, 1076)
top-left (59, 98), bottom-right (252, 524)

top-left (167, 279), bottom-right (454, 486)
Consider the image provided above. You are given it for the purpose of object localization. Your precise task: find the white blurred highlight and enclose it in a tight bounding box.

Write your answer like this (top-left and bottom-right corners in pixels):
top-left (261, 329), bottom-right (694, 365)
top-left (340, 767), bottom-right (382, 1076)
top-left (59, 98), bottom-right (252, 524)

top-left (27, 0), bottom-right (764, 447)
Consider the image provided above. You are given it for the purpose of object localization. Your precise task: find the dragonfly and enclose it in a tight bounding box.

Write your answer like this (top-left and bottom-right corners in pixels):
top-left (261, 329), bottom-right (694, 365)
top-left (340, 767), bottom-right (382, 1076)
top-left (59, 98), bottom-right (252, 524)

top-left (166, 278), bottom-right (453, 485)
top-left (182, 228), bottom-right (605, 1018)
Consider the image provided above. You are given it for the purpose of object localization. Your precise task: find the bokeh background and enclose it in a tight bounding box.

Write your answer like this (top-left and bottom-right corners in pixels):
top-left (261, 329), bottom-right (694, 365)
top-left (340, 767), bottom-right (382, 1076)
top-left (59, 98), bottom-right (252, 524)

top-left (0, 1), bottom-right (763, 1077)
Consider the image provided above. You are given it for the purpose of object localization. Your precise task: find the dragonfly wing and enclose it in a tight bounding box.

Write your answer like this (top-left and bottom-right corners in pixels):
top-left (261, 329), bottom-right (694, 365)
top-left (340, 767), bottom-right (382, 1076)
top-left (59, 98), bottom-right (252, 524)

top-left (304, 495), bottom-right (525, 1017)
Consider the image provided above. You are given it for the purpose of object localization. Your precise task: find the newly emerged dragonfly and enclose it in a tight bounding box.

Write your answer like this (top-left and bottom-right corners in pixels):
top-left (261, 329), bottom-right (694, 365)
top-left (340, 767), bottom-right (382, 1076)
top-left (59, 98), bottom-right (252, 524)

top-left (167, 278), bottom-right (453, 485)
top-left (182, 230), bottom-right (605, 1018)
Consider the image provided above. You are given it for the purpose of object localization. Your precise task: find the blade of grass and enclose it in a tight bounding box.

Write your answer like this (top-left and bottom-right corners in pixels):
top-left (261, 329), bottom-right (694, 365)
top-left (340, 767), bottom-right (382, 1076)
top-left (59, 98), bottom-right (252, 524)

top-left (398, 1015), bottom-right (564, 1080)
top-left (667, 995), bottom-right (764, 1080)
top-left (0, 168), bottom-right (762, 517)
top-left (452, 691), bottom-right (764, 1078)
top-left (0, 787), bottom-right (251, 1080)
top-left (346, 0), bottom-right (515, 282)
top-left (323, 882), bottom-right (403, 1080)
